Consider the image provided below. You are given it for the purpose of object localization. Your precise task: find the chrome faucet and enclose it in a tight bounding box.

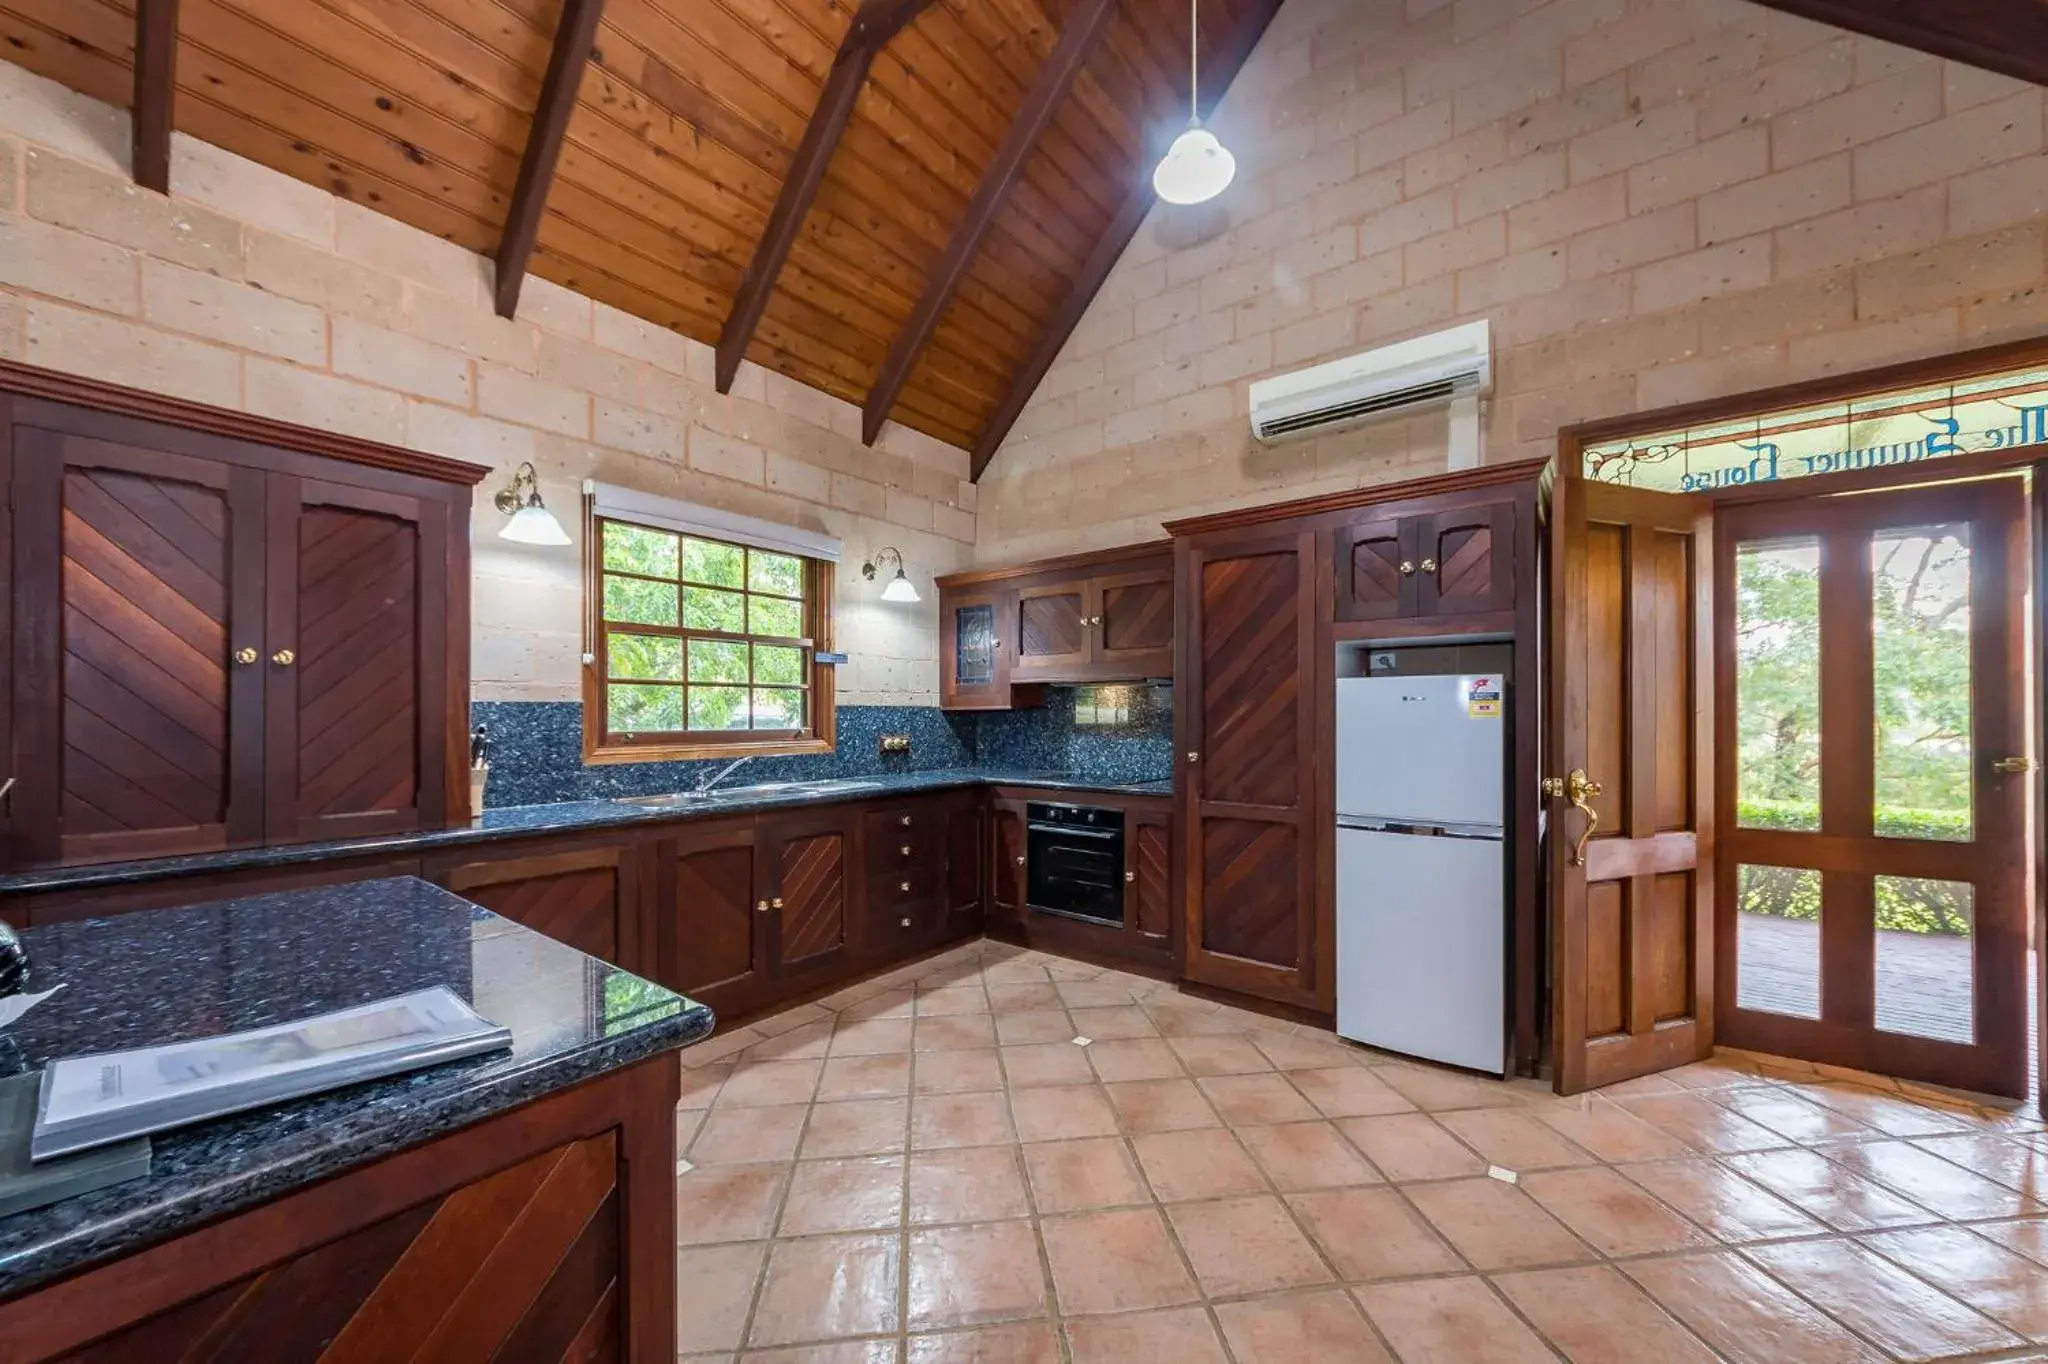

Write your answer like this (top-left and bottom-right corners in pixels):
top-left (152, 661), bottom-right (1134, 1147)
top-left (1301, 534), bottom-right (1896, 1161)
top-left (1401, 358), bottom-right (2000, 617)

top-left (695, 755), bottom-right (754, 795)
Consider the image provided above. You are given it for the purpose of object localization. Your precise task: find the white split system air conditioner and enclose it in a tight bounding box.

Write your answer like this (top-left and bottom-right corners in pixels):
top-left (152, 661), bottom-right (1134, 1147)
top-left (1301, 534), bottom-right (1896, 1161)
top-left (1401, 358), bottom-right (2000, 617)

top-left (1248, 320), bottom-right (1491, 445)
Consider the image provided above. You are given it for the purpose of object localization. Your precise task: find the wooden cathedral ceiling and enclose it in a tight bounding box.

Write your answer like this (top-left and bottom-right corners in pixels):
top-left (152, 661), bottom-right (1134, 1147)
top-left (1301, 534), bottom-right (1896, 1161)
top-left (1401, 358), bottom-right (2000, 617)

top-left (0, 0), bottom-right (1280, 473)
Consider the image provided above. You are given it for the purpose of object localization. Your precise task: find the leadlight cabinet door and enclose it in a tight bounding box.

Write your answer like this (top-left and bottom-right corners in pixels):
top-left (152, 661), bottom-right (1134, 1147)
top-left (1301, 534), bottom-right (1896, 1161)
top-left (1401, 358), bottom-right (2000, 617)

top-left (8, 427), bottom-right (267, 866)
top-left (762, 810), bottom-right (852, 980)
top-left (939, 587), bottom-right (1015, 709)
top-left (1011, 582), bottom-right (1089, 679)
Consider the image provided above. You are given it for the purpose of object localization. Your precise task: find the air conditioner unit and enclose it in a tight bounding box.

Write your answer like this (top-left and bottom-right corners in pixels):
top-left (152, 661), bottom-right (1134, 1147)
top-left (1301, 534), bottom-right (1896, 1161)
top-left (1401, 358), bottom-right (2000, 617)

top-left (1248, 320), bottom-right (1491, 444)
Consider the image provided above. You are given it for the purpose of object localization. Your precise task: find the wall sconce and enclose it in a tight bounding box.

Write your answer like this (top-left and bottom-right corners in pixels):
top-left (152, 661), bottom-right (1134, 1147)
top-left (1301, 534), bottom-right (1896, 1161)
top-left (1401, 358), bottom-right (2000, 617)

top-left (493, 461), bottom-right (570, 546)
top-left (862, 546), bottom-right (920, 603)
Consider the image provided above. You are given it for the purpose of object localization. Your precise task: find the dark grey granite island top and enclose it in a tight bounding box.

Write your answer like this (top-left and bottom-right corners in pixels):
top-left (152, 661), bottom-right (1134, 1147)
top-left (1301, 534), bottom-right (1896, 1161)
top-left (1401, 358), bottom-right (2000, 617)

top-left (0, 876), bottom-right (713, 1298)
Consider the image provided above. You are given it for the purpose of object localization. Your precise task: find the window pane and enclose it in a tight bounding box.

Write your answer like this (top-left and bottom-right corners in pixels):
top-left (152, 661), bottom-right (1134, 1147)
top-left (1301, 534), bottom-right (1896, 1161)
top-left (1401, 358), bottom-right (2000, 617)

top-left (749, 549), bottom-right (803, 597)
top-left (752, 688), bottom-right (804, 730)
top-left (683, 538), bottom-right (744, 589)
top-left (689, 638), bottom-right (748, 684)
top-left (608, 633), bottom-right (681, 680)
top-left (755, 643), bottom-right (803, 686)
top-left (603, 575), bottom-right (678, 626)
top-left (689, 685), bottom-right (749, 731)
top-left (1872, 526), bottom-right (1972, 841)
top-left (1874, 876), bottom-right (1974, 1043)
top-left (607, 683), bottom-right (681, 733)
top-left (602, 521), bottom-right (678, 577)
top-left (683, 585), bottom-right (746, 633)
top-left (1736, 863), bottom-right (1821, 1019)
top-left (750, 594), bottom-right (802, 638)
top-left (1735, 538), bottom-right (1821, 832)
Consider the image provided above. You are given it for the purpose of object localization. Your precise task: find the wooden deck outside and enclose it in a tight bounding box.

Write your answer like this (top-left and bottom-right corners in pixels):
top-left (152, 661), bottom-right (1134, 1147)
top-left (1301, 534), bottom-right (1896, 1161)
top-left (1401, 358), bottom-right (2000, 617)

top-left (1736, 913), bottom-right (1986, 1045)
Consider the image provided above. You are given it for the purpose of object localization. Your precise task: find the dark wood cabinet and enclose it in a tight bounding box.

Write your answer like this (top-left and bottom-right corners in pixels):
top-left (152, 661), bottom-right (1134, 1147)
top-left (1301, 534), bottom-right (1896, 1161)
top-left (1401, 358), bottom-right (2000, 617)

top-left (944, 796), bottom-right (983, 925)
top-left (1334, 497), bottom-right (1518, 630)
top-left (435, 844), bottom-right (646, 970)
top-left (762, 809), bottom-right (852, 980)
top-left (859, 798), bottom-right (943, 948)
top-left (1093, 563), bottom-right (1174, 677)
top-left (1128, 806), bottom-right (1172, 954)
top-left (663, 821), bottom-right (768, 1012)
top-left (1013, 582), bottom-right (1090, 679)
top-left (988, 799), bottom-right (1028, 926)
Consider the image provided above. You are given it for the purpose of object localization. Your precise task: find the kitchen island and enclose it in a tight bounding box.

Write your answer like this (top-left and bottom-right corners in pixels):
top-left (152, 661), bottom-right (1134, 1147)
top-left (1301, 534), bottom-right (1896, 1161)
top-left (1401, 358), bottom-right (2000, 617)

top-left (0, 876), bottom-right (712, 1360)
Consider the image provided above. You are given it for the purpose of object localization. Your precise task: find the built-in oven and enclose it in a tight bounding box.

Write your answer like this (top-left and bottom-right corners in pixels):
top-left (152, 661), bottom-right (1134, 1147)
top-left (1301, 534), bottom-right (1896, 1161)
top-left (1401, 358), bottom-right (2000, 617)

top-left (1025, 802), bottom-right (1125, 927)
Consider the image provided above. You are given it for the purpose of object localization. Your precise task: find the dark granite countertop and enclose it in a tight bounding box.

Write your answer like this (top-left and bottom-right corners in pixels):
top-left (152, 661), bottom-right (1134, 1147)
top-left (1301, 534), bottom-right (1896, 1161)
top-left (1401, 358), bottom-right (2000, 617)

top-left (0, 876), bottom-right (712, 1298)
top-left (0, 768), bottom-right (1174, 895)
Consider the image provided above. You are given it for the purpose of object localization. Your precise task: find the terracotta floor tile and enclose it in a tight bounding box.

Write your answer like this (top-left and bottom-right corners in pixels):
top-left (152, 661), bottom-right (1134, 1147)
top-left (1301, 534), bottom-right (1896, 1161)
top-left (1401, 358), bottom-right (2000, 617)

top-left (1533, 1097), bottom-right (1695, 1162)
top-left (749, 1232), bottom-right (902, 1346)
top-left (1374, 1065), bottom-right (1520, 1113)
top-left (675, 1241), bottom-right (769, 1354)
top-left (1825, 1138), bottom-right (2041, 1220)
top-left (908, 1146), bottom-right (1033, 1225)
top-left (839, 988), bottom-right (916, 1021)
top-left (986, 983), bottom-right (1062, 1013)
top-left (1010, 1084), bottom-right (1121, 1142)
top-left (1801, 1082), bottom-right (1976, 1137)
top-left (1623, 1250), bottom-right (1884, 1364)
top-left (1023, 1137), bottom-right (1151, 1213)
top-left (778, 1155), bottom-right (905, 1236)
top-left (691, 1104), bottom-right (809, 1165)
top-left (1057, 979), bottom-right (1138, 1009)
top-left (751, 1002), bottom-right (834, 1037)
top-left (1974, 1217), bottom-right (2048, 1267)
top-left (1286, 1187), bottom-right (1464, 1281)
top-left (907, 1220), bottom-right (1049, 1330)
top-left (1105, 1079), bottom-right (1221, 1133)
top-left (1493, 1264), bottom-right (1720, 1364)
top-left (915, 1014), bottom-right (999, 1052)
top-left (1086, 1038), bottom-right (1183, 1083)
top-left (746, 1019), bottom-right (836, 1063)
top-left (994, 1009), bottom-right (1077, 1045)
top-left (1519, 1165), bottom-right (1715, 1256)
top-left (1336, 1114), bottom-right (1486, 1182)
top-left (1617, 1158), bottom-right (1825, 1242)
top-left (1714, 1087), bottom-right (1879, 1144)
top-left (999, 1042), bottom-right (1096, 1089)
top-left (1355, 1276), bottom-right (1557, 1363)
top-left (907, 1320), bottom-right (1058, 1363)
top-left (716, 1059), bottom-right (825, 1107)
top-left (1287, 1066), bottom-right (1417, 1118)
top-left (1147, 1002), bottom-right (1243, 1037)
top-left (1067, 1005), bottom-right (1160, 1039)
top-left (1248, 1029), bottom-right (1371, 1071)
top-left (679, 1063), bottom-right (734, 1110)
top-left (677, 1163), bottom-right (790, 1245)
top-left (1723, 1147), bottom-right (1937, 1232)
top-left (676, 1107), bottom-right (706, 1152)
top-left (914, 1048), bottom-right (1005, 1094)
top-left (1041, 1207), bottom-right (1200, 1315)
top-left (1747, 1236), bottom-right (2023, 1360)
top-left (1862, 1224), bottom-right (2048, 1339)
top-left (741, 1339), bottom-right (898, 1363)
top-left (1403, 1177), bottom-right (1594, 1270)
top-left (1064, 1306), bottom-right (1230, 1363)
top-left (831, 1017), bottom-right (916, 1056)
top-left (1239, 1121), bottom-right (1383, 1192)
top-left (1909, 1133), bottom-right (2048, 1193)
top-left (917, 985), bottom-right (992, 1016)
top-left (1434, 1108), bottom-right (1597, 1172)
top-left (1213, 1288), bottom-right (1395, 1363)
top-left (912, 1092), bottom-right (1017, 1149)
top-left (818, 1054), bottom-right (913, 1101)
top-left (1618, 1092), bottom-right (1790, 1155)
top-left (802, 1098), bottom-right (911, 1159)
top-left (1198, 1072), bottom-right (1319, 1126)
top-left (1167, 1034), bottom-right (1275, 1076)
top-left (1169, 1194), bottom-right (1335, 1296)
top-left (1131, 1128), bottom-right (1268, 1201)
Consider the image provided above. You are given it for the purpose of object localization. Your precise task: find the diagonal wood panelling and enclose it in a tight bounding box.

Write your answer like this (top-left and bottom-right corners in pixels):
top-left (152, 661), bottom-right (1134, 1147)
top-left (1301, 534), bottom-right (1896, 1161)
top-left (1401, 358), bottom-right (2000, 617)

top-left (1199, 817), bottom-right (1298, 968)
top-left (1199, 551), bottom-right (1300, 809)
top-left (777, 830), bottom-right (845, 967)
top-left (1134, 820), bottom-right (1169, 939)
top-left (1101, 578), bottom-right (1171, 652)
top-left (464, 866), bottom-right (620, 961)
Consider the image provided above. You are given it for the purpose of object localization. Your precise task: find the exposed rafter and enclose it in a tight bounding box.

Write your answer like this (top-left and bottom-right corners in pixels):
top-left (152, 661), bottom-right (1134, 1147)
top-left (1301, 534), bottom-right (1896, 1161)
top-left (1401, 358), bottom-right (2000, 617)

top-left (130, 0), bottom-right (179, 194)
top-left (495, 0), bottom-right (607, 320)
top-left (713, 0), bottom-right (936, 394)
top-left (1747, 0), bottom-right (2048, 88)
top-left (862, 0), bottom-right (1121, 447)
top-left (970, 0), bottom-right (1284, 481)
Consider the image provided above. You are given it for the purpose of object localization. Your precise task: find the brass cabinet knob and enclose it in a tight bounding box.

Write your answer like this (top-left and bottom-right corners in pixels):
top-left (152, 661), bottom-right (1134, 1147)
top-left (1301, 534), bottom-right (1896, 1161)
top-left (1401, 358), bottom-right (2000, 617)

top-left (1124, 871), bottom-right (1135, 883)
top-left (755, 899), bottom-right (769, 913)
top-left (899, 880), bottom-right (911, 892)
top-left (1421, 557), bottom-right (1438, 573)
top-left (900, 917), bottom-right (912, 928)
top-left (1186, 750), bottom-right (1200, 763)
top-left (271, 648), bottom-right (296, 666)
top-left (900, 844), bottom-right (913, 856)
top-left (771, 896), bottom-right (784, 910)
top-left (234, 646), bottom-right (258, 666)
top-left (1398, 560), bottom-right (1415, 576)
top-left (900, 815), bottom-right (913, 827)
top-left (1014, 855), bottom-right (1026, 866)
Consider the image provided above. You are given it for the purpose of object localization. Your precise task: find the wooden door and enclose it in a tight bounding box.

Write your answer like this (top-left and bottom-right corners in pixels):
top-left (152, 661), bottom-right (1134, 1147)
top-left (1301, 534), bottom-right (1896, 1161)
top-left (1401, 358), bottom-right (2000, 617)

top-left (1180, 530), bottom-right (1323, 1010)
top-left (1333, 512), bottom-right (1413, 623)
top-left (1717, 480), bottom-right (2030, 1098)
top-left (1093, 566), bottom-right (1174, 677)
top-left (989, 799), bottom-right (1029, 925)
top-left (1419, 501), bottom-right (1516, 618)
top-left (944, 796), bottom-right (983, 923)
top-left (939, 587), bottom-right (1016, 710)
top-left (1012, 581), bottom-right (1089, 678)
top-left (1549, 479), bottom-right (1713, 1093)
top-left (664, 822), bottom-right (768, 1007)
top-left (764, 811), bottom-right (850, 979)
top-left (266, 476), bottom-right (449, 844)
top-left (1127, 806), bottom-right (1172, 955)
top-left (438, 846), bottom-right (644, 969)
top-left (8, 427), bottom-right (266, 866)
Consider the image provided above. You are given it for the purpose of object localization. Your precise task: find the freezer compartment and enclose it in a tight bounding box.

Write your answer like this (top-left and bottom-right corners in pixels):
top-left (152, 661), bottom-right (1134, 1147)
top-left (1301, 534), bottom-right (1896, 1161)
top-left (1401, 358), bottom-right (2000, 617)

top-left (1336, 675), bottom-right (1505, 828)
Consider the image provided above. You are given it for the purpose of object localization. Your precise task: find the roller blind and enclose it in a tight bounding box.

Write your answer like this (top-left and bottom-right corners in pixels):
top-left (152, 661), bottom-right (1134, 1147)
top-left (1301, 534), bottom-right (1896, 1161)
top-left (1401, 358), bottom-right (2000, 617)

top-left (584, 480), bottom-right (841, 563)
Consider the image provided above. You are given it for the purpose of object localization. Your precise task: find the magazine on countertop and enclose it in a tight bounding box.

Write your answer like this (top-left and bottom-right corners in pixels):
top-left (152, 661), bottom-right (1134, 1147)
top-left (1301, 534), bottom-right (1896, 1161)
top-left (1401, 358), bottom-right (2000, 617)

top-left (30, 987), bottom-right (513, 1162)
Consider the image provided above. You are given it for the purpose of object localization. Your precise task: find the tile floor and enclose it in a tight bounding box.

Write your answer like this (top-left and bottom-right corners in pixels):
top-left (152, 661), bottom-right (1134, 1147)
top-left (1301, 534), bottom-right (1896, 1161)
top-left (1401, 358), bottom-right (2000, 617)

top-left (673, 939), bottom-right (2048, 1362)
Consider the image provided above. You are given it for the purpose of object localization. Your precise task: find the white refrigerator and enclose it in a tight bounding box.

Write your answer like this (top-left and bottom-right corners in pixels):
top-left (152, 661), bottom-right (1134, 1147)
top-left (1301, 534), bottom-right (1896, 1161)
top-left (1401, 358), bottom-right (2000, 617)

top-left (1335, 673), bottom-right (1506, 1074)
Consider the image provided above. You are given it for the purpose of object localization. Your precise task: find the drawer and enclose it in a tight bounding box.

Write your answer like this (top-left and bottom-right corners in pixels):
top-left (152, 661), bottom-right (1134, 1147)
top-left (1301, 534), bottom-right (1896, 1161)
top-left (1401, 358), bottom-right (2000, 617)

top-left (866, 828), bottom-right (940, 878)
top-left (876, 899), bottom-right (941, 940)
top-left (867, 863), bottom-right (937, 905)
top-left (864, 801), bottom-right (943, 840)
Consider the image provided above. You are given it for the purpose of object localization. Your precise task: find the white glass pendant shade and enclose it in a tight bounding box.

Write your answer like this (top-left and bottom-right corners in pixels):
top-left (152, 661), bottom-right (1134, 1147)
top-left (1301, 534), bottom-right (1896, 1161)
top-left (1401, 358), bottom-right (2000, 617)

top-left (1153, 122), bottom-right (1236, 205)
top-left (500, 503), bottom-right (572, 545)
top-left (881, 569), bottom-right (921, 604)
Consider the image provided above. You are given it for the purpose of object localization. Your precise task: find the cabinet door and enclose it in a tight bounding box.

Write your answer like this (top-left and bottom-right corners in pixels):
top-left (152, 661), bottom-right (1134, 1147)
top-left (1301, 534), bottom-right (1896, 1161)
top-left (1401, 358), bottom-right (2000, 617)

top-left (939, 588), bottom-right (1016, 709)
top-left (1181, 532), bottom-right (1323, 1010)
top-left (439, 846), bottom-right (642, 968)
top-left (666, 824), bottom-right (768, 1007)
top-left (1418, 501), bottom-right (1516, 618)
top-left (988, 800), bottom-right (1029, 925)
top-left (764, 811), bottom-right (851, 979)
top-left (1092, 566), bottom-right (1174, 677)
top-left (944, 797), bottom-right (983, 924)
top-left (1332, 513), bottom-right (1415, 622)
top-left (8, 427), bottom-right (266, 866)
top-left (1127, 808), bottom-right (1173, 955)
top-left (1011, 582), bottom-right (1089, 678)
top-left (265, 477), bottom-right (450, 844)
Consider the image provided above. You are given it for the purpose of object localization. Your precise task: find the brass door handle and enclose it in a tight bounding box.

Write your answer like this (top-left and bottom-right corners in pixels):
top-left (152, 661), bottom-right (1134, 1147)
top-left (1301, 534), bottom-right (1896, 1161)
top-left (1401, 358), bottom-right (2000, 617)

top-left (271, 649), bottom-right (296, 666)
top-left (1994, 757), bottom-right (2036, 774)
top-left (1543, 768), bottom-right (1604, 867)
top-left (234, 647), bottom-right (258, 666)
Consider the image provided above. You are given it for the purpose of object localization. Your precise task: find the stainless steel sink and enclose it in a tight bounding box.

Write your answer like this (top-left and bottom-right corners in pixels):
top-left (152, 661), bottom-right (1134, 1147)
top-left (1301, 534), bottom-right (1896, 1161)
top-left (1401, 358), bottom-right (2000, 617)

top-left (612, 778), bottom-right (885, 808)
top-left (611, 790), bottom-right (718, 808)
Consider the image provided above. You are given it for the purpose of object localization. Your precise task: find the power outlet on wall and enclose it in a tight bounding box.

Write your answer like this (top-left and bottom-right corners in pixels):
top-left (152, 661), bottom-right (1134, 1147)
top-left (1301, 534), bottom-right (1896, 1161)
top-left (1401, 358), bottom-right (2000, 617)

top-left (878, 734), bottom-right (911, 756)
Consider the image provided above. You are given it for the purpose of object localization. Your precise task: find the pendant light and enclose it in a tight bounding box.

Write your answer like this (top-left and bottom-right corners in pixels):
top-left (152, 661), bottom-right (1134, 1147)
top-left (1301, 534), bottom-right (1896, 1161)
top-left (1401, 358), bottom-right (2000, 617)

top-left (1152, 0), bottom-right (1236, 206)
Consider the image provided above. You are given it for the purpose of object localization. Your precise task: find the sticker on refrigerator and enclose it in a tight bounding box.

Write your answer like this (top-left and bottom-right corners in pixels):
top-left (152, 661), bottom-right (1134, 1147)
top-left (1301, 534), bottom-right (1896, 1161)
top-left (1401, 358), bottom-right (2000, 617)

top-left (1464, 676), bottom-right (1502, 718)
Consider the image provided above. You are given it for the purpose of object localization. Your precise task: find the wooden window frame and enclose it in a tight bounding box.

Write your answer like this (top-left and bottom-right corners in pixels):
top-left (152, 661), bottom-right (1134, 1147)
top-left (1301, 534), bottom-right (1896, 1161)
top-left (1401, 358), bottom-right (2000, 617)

top-left (581, 512), bottom-right (837, 765)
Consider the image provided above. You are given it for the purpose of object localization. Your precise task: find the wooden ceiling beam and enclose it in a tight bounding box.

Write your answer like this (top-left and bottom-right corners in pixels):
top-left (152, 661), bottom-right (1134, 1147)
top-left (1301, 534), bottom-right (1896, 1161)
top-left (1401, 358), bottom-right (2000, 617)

top-left (969, 0), bottom-right (1284, 481)
top-left (714, 0), bottom-right (938, 394)
top-left (861, 0), bottom-right (1120, 447)
top-left (494, 0), bottom-right (607, 320)
top-left (1746, 0), bottom-right (2048, 88)
top-left (130, 0), bottom-right (179, 193)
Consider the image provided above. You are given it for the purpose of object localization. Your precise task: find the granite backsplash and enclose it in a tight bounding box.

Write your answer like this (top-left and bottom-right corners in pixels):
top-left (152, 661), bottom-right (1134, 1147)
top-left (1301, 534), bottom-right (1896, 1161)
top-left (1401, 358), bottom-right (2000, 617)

top-left (473, 685), bottom-right (1173, 807)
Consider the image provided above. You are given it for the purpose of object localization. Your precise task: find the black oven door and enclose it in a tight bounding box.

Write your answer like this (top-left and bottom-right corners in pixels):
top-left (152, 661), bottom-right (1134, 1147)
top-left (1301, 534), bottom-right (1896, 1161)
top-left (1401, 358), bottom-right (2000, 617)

top-left (1026, 820), bottom-right (1125, 926)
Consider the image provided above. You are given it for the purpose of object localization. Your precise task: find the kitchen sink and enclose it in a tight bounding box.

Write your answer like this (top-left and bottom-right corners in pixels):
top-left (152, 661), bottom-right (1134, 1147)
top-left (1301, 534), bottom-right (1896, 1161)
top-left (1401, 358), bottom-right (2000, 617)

top-left (611, 778), bottom-right (885, 808)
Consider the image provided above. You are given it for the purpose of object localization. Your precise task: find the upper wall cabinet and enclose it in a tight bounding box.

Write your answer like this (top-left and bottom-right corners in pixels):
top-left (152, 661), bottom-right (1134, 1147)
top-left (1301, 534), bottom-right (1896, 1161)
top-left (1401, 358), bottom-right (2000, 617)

top-left (937, 544), bottom-right (1172, 708)
top-left (1334, 498), bottom-right (1517, 631)
top-left (0, 369), bottom-right (483, 869)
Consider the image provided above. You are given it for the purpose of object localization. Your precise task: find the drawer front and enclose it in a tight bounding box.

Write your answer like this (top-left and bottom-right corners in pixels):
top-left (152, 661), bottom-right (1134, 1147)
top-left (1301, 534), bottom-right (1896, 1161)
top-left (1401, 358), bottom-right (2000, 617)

top-left (865, 827), bottom-right (940, 879)
top-left (867, 862), bottom-right (938, 906)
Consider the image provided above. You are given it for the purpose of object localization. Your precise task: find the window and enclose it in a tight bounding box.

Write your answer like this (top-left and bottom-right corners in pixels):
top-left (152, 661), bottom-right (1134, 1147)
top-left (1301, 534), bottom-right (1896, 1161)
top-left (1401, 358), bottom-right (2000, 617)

top-left (584, 513), bottom-right (836, 762)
